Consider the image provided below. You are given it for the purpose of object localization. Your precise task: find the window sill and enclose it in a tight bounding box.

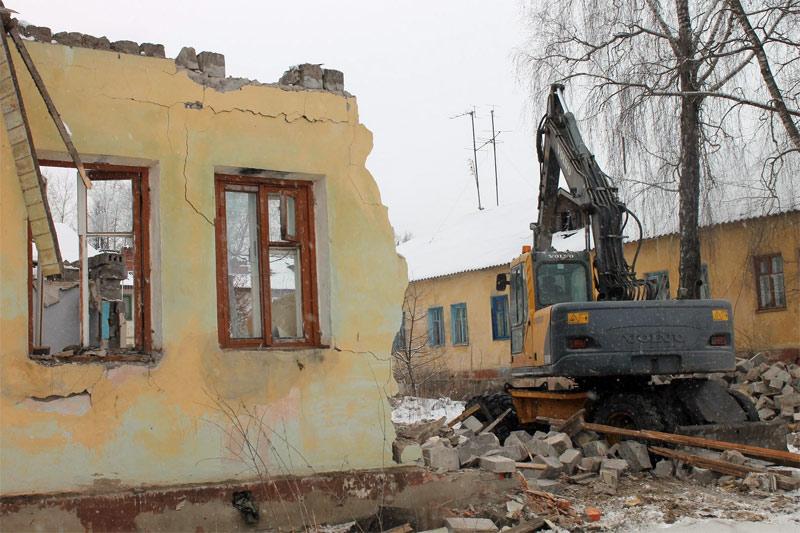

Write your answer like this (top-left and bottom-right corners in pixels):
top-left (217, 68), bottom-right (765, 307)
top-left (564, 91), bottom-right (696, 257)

top-left (219, 344), bottom-right (330, 352)
top-left (755, 306), bottom-right (787, 314)
top-left (29, 349), bottom-right (156, 366)
top-left (452, 343), bottom-right (470, 347)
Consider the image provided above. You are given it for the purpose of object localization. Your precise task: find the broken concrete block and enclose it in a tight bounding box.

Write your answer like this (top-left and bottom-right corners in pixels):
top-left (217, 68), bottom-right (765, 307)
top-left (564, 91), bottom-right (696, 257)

top-left (175, 46), bottom-right (200, 70)
top-left (392, 439), bottom-right (422, 464)
top-left (423, 445), bottom-right (459, 471)
top-left (111, 40), bottom-right (140, 54)
top-left (573, 430), bottom-right (600, 447)
top-left (503, 433), bottom-right (527, 450)
top-left (653, 459), bottom-right (674, 478)
top-left (757, 408), bottom-right (776, 420)
top-left (444, 517), bottom-right (497, 533)
top-left (198, 51), bottom-right (225, 78)
top-left (775, 393), bottom-right (800, 410)
top-left (532, 455), bottom-right (563, 479)
top-left (508, 430), bottom-right (533, 444)
top-left (544, 432), bottom-right (572, 455)
top-left (480, 455), bottom-right (515, 474)
top-left (600, 458), bottom-right (629, 473)
top-left (80, 34), bottom-right (111, 50)
top-left (139, 43), bottom-right (166, 58)
top-left (53, 31), bottom-right (83, 47)
top-left (497, 444), bottom-right (527, 462)
top-left (422, 436), bottom-right (446, 449)
top-left (20, 25), bottom-right (52, 43)
top-left (298, 63), bottom-right (323, 89)
top-left (532, 430), bottom-right (548, 439)
top-left (322, 68), bottom-right (344, 92)
top-left (461, 415), bottom-right (483, 433)
top-left (756, 395), bottom-right (775, 409)
top-left (457, 433), bottom-right (499, 465)
top-left (617, 441), bottom-right (652, 471)
top-left (533, 478), bottom-right (565, 494)
top-left (750, 381), bottom-right (771, 395)
top-left (579, 456), bottom-right (602, 473)
top-left (559, 448), bottom-right (582, 475)
top-left (582, 440), bottom-right (609, 458)
top-left (525, 438), bottom-right (557, 458)
top-left (599, 467), bottom-right (619, 489)
top-left (691, 466), bottom-right (717, 485)
top-left (743, 472), bottom-right (777, 492)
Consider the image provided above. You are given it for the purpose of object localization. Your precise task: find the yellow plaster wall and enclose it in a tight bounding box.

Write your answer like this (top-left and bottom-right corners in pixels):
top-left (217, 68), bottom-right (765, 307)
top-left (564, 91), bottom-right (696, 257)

top-left (0, 42), bottom-right (406, 495)
top-left (623, 212), bottom-right (800, 353)
top-left (409, 265), bottom-right (511, 375)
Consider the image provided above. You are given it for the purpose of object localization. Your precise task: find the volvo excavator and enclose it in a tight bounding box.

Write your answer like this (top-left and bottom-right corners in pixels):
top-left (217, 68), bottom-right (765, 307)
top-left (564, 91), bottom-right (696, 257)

top-left (468, 84), bottom-right (786, 450)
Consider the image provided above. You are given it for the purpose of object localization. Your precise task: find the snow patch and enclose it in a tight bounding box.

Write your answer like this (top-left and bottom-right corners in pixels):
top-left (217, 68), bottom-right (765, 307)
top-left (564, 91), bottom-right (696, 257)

top-left (390, 396), bottom-right (465, 424)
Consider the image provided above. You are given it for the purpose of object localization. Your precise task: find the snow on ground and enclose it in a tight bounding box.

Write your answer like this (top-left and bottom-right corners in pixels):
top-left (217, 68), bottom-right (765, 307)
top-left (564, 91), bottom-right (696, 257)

top-left (390, 396), bottom-right (465, 424)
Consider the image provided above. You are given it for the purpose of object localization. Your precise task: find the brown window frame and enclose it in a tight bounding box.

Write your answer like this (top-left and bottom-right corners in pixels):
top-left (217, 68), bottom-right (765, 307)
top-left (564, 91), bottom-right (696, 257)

top-left (753, 253), bottom-right (786, 312)
top-left (214, 173), bottom-right (320, 349)
top-left (28, 161), bottom-right (152, 355)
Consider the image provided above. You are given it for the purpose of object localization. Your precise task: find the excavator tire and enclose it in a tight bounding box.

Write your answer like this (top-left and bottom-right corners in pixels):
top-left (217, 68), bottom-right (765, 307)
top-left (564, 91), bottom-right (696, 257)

top-left (727, 389), bottom-right (760, 422)
top-left (464, 392), bottom-right (519, 443)
top-left (589, 392), bottom-right (669, 433)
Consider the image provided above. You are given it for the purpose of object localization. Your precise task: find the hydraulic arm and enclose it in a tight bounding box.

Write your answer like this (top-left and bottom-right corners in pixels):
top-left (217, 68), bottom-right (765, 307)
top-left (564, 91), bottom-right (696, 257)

top-left (535, 84), bottom-right (651, 301)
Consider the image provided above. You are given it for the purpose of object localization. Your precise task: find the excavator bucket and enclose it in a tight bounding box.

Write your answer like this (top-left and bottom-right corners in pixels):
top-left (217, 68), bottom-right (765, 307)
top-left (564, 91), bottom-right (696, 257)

top-left (675, 421), bottom-right (790, 451)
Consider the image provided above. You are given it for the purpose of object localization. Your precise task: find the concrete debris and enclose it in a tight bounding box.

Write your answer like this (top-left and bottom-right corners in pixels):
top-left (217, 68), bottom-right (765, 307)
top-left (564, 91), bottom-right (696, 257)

top-left (139, 42), bottom-right (165, 58)
top-left (654, 459), bottom-right (674, 478)
top-left (461, 415), bottom-right (484, 433)
top-left (582, 440), bottom-right (609, 458)
top-left (392, 439), bottom-right (422, 464)
top-left (530, 455), bottom-right (563, 479)
top-left (443, 517), bottom-right (497, 533)
top-left (198, 51), bottom-right (225, 78)
top-left (544, 432), bottom-right (572, 455)
top-left (525, 438), bottom-right (557, 458)
top-left (558, 448), bottom-right (582, 475)
top-left (690, 466), bottom-right (717, 485)
top-left (730, 358), bottom-right (800, 424)
top-left (479, 455), bottom-right (516, 474)
top-left (111, 40), bottom-right (140, 55)
top-left (617, 440), bottom-right (652, 471)
top-left (424, 446), bottom-right (460, 472)
top-left (578, 456), bottom-right (602, 473)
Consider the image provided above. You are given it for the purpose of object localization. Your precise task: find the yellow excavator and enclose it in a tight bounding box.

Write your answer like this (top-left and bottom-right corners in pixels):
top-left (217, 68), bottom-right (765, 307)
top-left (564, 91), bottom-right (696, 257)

top-left (468, 84), bottom-right (786, 450)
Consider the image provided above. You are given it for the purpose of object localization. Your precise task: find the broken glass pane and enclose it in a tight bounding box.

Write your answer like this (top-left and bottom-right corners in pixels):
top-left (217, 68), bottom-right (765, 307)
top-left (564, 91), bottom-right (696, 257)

top-left (269, 247), bottom-right (302, 339)
top-left (267, 193), bottom-right (297, 241)
top-left (268, 194), bottom-right (281, 242)
top-left (88, 179), bottom-right (133, 233)
top-left (225, 191), bottom-right (262, 339)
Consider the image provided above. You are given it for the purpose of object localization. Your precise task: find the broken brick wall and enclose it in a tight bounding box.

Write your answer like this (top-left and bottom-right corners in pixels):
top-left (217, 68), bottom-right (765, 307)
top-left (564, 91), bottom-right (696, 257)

top-left (0, 37), bottom-right (406, 496)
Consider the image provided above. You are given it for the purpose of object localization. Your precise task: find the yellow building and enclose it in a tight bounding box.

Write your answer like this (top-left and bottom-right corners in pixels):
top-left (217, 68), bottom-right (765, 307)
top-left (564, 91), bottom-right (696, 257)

top-left (0, 22), bottom-right (406, 525)
top-left (398, 203), bottom-right (799, 397)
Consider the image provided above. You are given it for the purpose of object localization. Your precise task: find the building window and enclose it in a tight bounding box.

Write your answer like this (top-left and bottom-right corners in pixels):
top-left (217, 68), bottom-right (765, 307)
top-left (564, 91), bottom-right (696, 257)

top-left (30, 163), bottom-right (150, 357)
top-left (645, 270), bottom-right (670, 300)
top-left (491, 295), bottom-right (510, 340)
top-left (427, 307), bottom-right (445, 347)
top-left (699, 264), bottom-right (711, 299)
top-left (451, 303), bottom-right (469, 346)
top-left (214, 175), bottom-right (319, 348)
top-left (754, 254), bottom-right (786, 310)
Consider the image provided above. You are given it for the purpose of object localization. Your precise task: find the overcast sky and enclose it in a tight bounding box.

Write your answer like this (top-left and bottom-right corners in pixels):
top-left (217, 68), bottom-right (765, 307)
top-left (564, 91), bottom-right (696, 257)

top-left (17, 1), bottom-right (540, 238)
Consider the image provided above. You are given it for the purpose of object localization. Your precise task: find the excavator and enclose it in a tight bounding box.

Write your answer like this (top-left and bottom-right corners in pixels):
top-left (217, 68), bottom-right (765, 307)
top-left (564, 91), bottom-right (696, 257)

top-left (469, 84), bottom-right (786, 450)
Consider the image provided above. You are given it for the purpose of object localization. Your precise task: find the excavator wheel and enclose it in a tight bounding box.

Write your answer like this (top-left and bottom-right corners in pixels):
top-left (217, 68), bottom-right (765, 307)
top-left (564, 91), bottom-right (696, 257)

top-left (589, 392), bottom-right (673, 436)
top-left (727, 389), bottom-right (761, 422)
top-left (464, 392), bottom-right (519, 443)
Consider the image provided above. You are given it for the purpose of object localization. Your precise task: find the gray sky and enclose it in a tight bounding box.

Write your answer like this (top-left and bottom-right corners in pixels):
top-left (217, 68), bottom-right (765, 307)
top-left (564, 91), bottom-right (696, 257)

top-left (17, 0), bottom-right (539, 238)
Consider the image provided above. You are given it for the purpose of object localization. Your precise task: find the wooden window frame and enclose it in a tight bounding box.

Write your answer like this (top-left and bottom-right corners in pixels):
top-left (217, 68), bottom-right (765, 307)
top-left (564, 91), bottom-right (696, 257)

top-left (754, 253), bottom-right (786, 312)
top-left (214, 173), bottom-right (320, 349)
top-left (490, 294), bottom-right (510, 341)
top-left (450, 302), bottom-right (469, 346)
top-left (28, 161), bottom-right (152, 355)
top-left (427, 306), bottom-right (445, 347)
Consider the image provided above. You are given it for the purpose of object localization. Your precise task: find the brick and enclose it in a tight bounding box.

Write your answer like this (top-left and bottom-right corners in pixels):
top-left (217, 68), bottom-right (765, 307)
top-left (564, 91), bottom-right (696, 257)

top-left (526, 438), bottom-right (557, 458)
top-left (585, 507), bottom-right (602, 522)
top-left (544, 432), bottom-right (572, 455)
top-left (111, 40), bottom-right (140, 54)
top-left (601, 458), bottom-right (629, 473)
top-left (176, 47), bottom-right (200, 70)
top-left (531, 455), bottom-right (563, 479)
top-left (579, 456), bottom-right (602, 472)
top-left (322, 68), bottom-right (344, 92)
top-left (424, 446), bottom-right (459, 471)
top-left (461, 416), bottom-right (483, 433)
top-left (392, 439), bottom-right (421, 464)
top-left (582, 440), bottom-right (609, 458)
top-left (559, 448), bottom-right (583, 475)
top-left (653, 459), bottom-right (674, 478)
top-left (198, 51), bottom-right (225, 78)
top-left (479, 455), bottom-right (515, 474)
top-left (617, 441), bottom-right (652, 471)
top-left (444, 517), bottom-right (497, 533)
top-left (691, 466), bottom-right (717, 485)
top-left (139, 43), bottom-right (166, 58)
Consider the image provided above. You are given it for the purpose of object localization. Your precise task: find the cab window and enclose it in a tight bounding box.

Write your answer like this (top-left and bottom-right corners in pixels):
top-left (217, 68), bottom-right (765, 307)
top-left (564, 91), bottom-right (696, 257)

top-left (536, 262), bottom-right (589, 307)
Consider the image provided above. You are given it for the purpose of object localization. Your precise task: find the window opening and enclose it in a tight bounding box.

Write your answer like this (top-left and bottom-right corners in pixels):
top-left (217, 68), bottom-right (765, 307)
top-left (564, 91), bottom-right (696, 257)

top-left (450, 303), bottom-right (469, 346)
top-left (536, 262), bottom-right (590, 307)
top-left (645, 270), bottom-right (671, 301)
top-left (491, 295), bottom-right (510, 340)
top-left (755, 254), bottom-right (785, 310)
top-left (427, 307), bottom-right (445, 347)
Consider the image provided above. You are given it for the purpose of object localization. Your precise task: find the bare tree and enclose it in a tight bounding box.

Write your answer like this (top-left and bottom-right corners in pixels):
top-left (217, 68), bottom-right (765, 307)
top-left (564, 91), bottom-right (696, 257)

top-left (391, 285), bottom-right (445, 396)
top-left (518, 0), bottom-right (800, 298)
top-left (43, 169), bottom-right (76, 227)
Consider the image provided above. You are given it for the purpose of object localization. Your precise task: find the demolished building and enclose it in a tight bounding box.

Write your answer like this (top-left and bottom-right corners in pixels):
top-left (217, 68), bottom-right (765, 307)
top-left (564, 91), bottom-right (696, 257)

top-left (0, 20), bottom-right (410, 529)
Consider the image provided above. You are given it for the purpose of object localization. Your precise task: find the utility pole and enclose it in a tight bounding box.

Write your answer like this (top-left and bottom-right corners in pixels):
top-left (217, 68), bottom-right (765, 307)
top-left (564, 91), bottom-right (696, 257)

top-left (469, 110), bottom-right (483, 210)
top-left (490, 109), bottom-right (499, 206)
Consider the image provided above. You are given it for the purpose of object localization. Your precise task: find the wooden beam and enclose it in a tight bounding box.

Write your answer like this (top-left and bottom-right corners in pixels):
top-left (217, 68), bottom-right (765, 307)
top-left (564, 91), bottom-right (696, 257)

top-left (480, 407), bottom-right (512, 435)
top-left (0, 25), bottom-right (62, 276)
top-left (447, 403), bottom-right (480, 427)
top-left (7, 27), bottom-right (91, 189)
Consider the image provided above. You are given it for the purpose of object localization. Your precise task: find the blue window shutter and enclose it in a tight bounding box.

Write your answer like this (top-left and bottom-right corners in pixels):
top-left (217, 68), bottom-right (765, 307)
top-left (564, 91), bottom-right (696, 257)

top-left (463, 304), bottom-right (469, 344)
top-left (490, 298), bottom-right (498, 339)
top-left (450, 305), bottom-right (457, 344)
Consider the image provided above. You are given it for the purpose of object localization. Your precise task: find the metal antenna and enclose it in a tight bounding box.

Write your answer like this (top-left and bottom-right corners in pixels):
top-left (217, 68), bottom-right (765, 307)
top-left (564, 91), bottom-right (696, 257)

top-left (490, 109), bottom-right (499, 206)
top-left (451, 108), bottom-right (483, 210)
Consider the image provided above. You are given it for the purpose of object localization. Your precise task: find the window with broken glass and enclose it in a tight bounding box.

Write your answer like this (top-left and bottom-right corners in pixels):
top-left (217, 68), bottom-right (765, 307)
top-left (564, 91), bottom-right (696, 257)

top-left (29, 163), bottom-right (150, 359)
top-left (215, 175), bottom-right (319, 348)
top-left (754, 254), bottom-right (786, 310)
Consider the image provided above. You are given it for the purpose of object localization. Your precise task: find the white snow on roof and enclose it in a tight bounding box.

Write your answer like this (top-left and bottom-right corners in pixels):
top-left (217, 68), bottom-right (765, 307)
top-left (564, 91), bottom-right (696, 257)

top-left (398, 199), bottom-right (536, 281)
top-left (32, 223), bottom-right (99, 263)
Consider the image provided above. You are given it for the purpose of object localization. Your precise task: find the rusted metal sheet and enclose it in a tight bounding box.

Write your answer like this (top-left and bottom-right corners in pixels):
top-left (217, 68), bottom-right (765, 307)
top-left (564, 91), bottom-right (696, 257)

top-left (0, 25), bottom-right (61, 276)
top-left (510, 389), bottom-right (589, 424)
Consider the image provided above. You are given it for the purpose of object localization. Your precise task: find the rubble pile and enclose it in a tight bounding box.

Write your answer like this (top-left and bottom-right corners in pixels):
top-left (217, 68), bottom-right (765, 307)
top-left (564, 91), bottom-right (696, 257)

top-left (728, 354), bottom-right (800, 424)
